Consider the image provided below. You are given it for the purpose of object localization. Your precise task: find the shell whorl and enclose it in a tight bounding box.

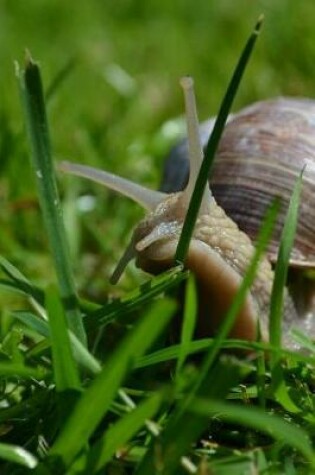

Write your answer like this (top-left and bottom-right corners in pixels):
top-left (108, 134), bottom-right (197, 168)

top-left (162, 97), bottom-right (315, 268)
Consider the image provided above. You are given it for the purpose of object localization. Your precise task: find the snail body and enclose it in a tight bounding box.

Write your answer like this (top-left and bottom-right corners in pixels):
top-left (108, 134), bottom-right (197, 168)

top-left (58, 80), bottom-right (315, 350)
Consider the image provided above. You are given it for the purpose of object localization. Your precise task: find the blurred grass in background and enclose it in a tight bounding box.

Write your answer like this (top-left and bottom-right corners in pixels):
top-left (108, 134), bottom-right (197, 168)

top-left (0, 2), bottom-right (315, 473)
top-left (1, 0), bottom-right (315, 298)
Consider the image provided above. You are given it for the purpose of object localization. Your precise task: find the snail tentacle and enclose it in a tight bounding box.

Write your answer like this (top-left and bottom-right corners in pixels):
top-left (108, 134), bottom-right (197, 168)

top-left (57, 161), bottom-right (166, 211)
top-left (180, 76), bottom-right (212, 213)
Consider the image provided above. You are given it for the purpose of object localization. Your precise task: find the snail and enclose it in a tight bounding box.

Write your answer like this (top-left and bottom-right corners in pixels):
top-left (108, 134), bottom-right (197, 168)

top-left (58, 78), bottom-right (315, 350)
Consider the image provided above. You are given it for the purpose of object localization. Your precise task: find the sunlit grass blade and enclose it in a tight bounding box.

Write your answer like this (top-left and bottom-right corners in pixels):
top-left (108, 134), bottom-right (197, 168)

top-left (189, 398), bottom-right (315, 468)
top-left (175, 274), bottom-right (197, 379)
top-left (45, 286), bottom-right (81, 391)
top-left (49, 298), bottom-right (176, 469)
top-left (16, 54), bottom-right (86, 346)
top-left (269, 169), bottom-right (304, 362)
top-left (175, 16), bottom-right (264, 262)
top-left (0, 443), bottom-right (38, 469)
top-left (136, 357), bottom-right (251, 475)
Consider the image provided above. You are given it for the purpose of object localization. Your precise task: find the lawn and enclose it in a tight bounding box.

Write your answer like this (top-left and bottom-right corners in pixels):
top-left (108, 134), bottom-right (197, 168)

top-left (0, 1), bottom-right (314, 474)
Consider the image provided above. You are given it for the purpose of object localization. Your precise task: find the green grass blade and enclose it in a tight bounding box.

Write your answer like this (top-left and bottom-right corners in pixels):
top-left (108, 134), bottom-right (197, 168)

top-left (0, 255), bottom-right (44, 303)
top-left (84, 391), bottom-right (164, 473)
top-left (12, 311), bottom-right (101, 375)
top-left (190, 398), bottom-right (315, 468)
top-left (256, 348), bottom-right (267, 409)
top-left (0, 278), bottom-right (42, 302)
top-left (49, 298), bottom-right (176, 468)
top-left (0, 255), bottom-right (32, 283)
top-left (46, 56), bottom-right (76, 101)
top-left (13, 310), bottom-right (50, 337)
top-left (16, 54), bottom-right (86, 346)
top-left (45, 286), bottom-right (81, 391)
top-left (175, 274), bottom-right (197, 379)
top-left (269, 363), bottom-right (302, 415)
top-left (0, 363), bottom-right (45, 379)
top-left (269, 169), bottom-right (304, 359)
top-left (0, 443), bottom-right (38, 469)
top-left (136, 357), bottom-right (250, 475)
top-left (87, 265), bottom-right (187, 328)
top-left (175, 16), bottom-right (263, 262)
top-left (69, 332), bottom-right (102, 375)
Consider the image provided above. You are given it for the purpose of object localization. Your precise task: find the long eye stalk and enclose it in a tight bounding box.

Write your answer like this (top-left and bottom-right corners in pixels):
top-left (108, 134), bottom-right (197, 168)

top-left (180, 77), bottom-right (212, 213)
top-left (57, 161), bottom-right (166, 211)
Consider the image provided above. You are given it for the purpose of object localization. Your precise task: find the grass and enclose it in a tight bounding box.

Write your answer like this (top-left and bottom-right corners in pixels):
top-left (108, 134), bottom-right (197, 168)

top-left (0, 2), bottom-right (315, 474)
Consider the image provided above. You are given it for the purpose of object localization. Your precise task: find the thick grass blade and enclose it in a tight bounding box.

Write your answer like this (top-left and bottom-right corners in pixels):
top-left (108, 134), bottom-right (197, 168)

top-left (0, 363), bottom-right (45, 379)
top-left (269, 169), bottom-right (304, 360)
top-left (175, 16), bottom-right (264, 262)
top-left (49, 298), bottom-right (175, 468)
top-left (45, 286), bottom-right (81, 391)
top-left (189, 398), bottom-right (315, 468)
top-left (16, 54), bottom-right (86, 346)
top-left (0, 443), bottom-right (38, 469)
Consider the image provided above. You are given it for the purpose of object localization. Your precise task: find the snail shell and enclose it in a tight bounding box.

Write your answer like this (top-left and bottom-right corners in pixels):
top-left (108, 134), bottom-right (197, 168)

top-left (58, 82), bottom-right (315, 350)
top-left (162, 97), bottom-right (315, 268)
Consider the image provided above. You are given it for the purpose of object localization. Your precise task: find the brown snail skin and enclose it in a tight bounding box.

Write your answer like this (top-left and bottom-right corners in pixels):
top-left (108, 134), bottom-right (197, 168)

top-left (58, 78), bottom-right (315, 350)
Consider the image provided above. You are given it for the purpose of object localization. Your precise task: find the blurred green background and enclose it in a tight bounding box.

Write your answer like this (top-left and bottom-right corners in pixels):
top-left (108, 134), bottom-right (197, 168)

top-left (1, 0), bottom-right (315, 299)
